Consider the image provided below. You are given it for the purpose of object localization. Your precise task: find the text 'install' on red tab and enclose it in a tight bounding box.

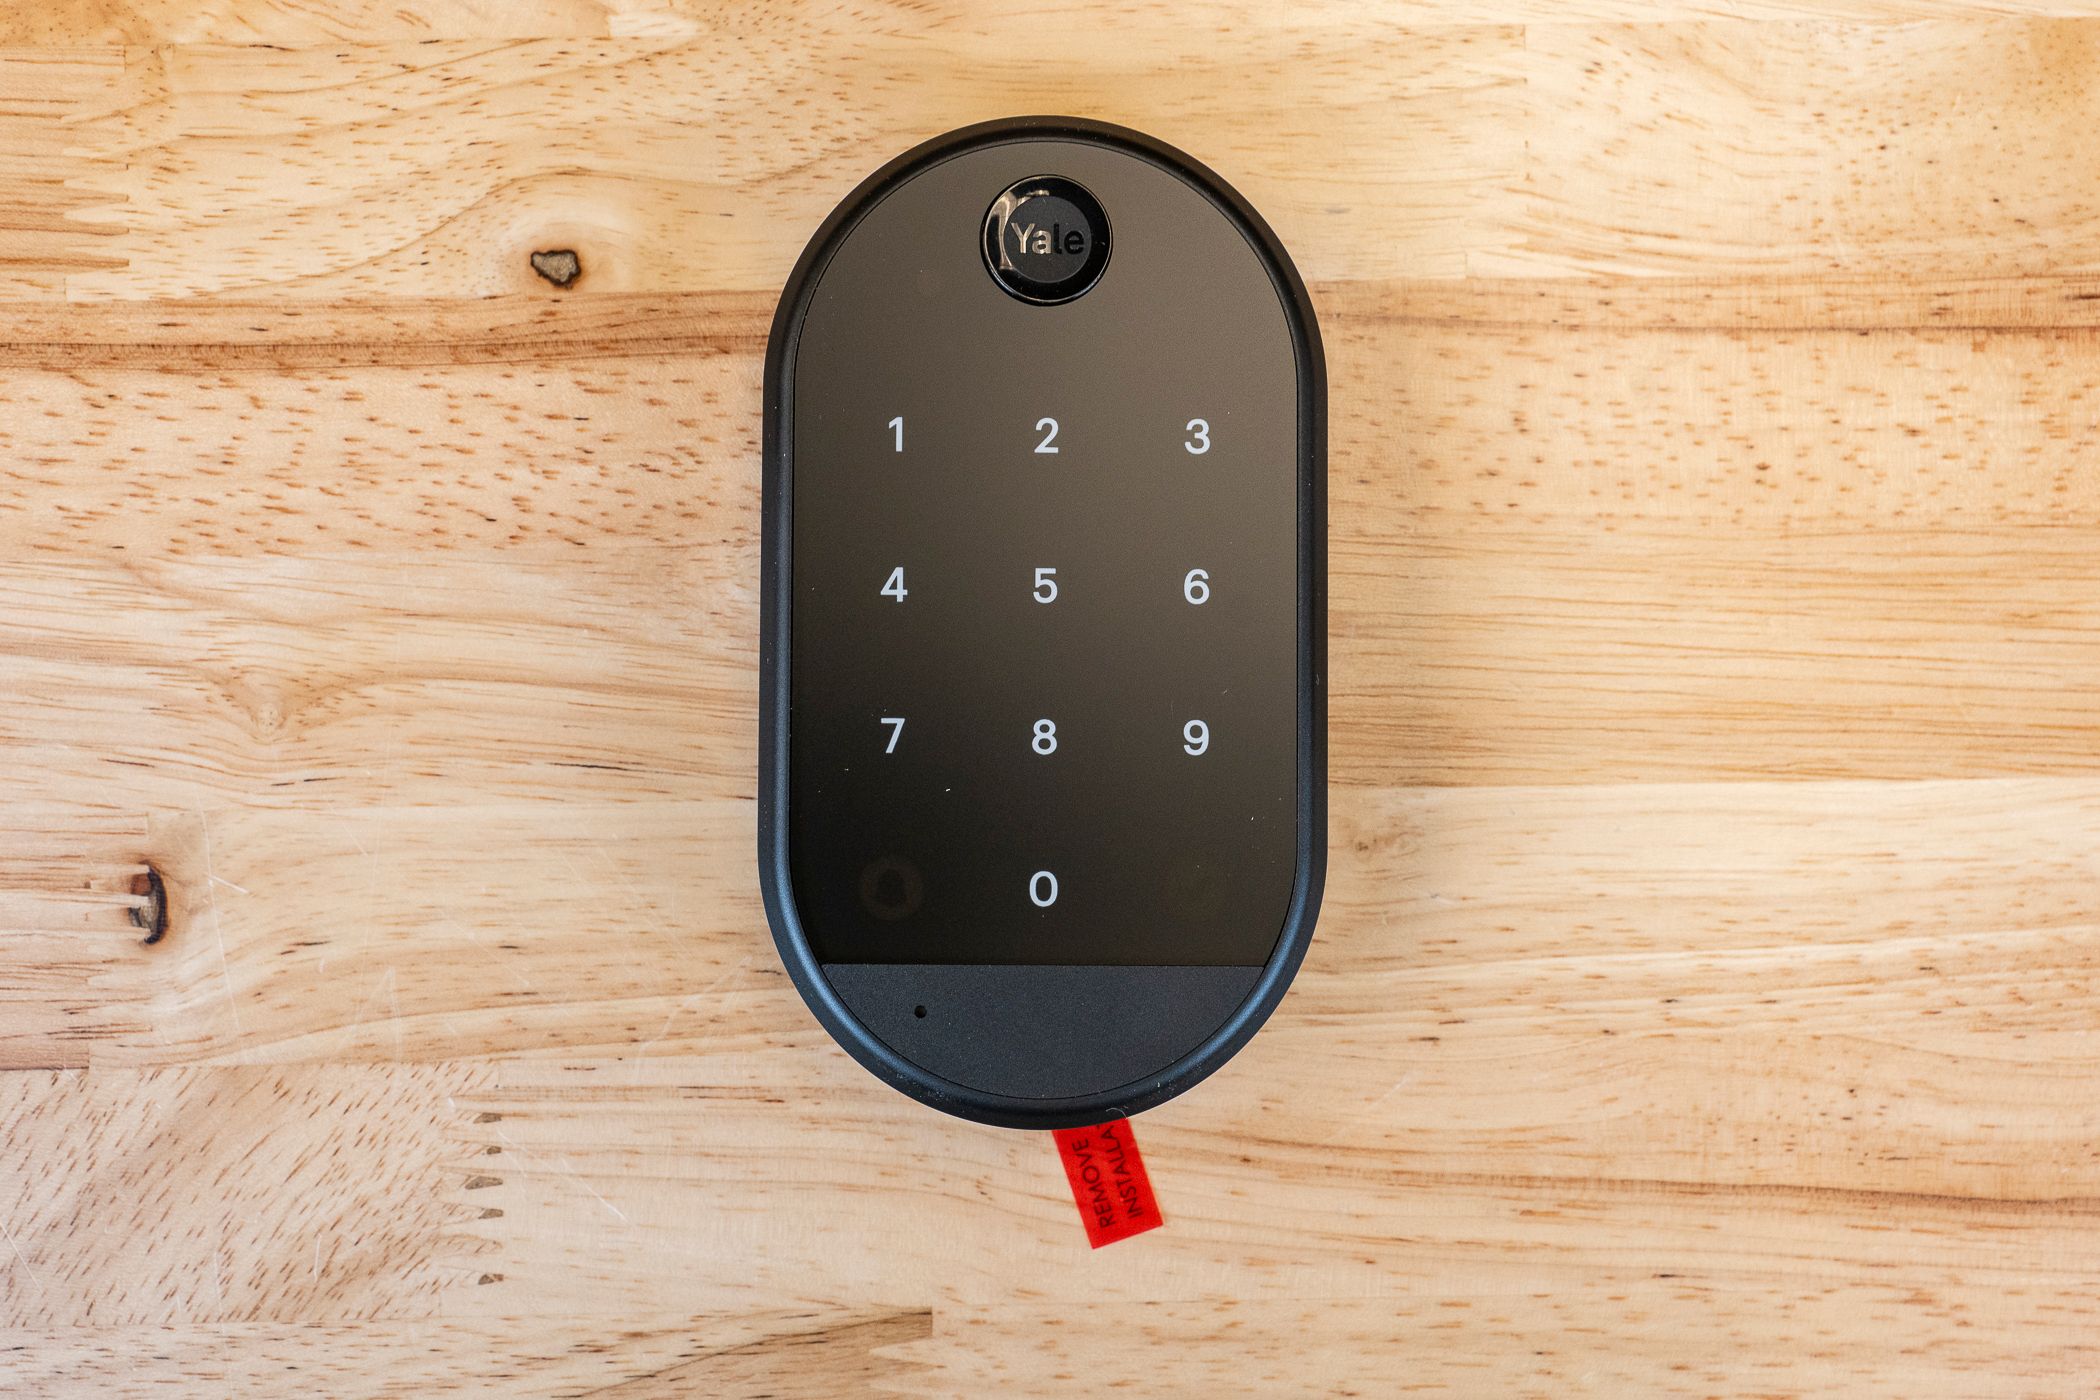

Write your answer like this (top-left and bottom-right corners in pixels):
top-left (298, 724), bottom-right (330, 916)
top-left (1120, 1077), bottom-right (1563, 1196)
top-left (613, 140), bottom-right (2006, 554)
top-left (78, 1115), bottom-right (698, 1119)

top-left (1052, 1120), bottom-right (1163, 1248)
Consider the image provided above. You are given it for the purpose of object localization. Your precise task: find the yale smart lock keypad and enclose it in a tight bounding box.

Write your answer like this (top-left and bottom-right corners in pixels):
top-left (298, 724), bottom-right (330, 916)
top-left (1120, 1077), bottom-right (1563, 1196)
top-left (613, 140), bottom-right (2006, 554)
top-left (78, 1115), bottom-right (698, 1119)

top-left (761, 117), bottom-right (1324, 1127)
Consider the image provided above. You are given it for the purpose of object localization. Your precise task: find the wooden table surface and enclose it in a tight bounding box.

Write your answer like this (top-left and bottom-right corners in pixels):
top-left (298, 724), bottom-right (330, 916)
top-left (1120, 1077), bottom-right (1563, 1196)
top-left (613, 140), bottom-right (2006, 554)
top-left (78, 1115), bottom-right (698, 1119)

top-left (5, 3), bottom-right (2100, 1395)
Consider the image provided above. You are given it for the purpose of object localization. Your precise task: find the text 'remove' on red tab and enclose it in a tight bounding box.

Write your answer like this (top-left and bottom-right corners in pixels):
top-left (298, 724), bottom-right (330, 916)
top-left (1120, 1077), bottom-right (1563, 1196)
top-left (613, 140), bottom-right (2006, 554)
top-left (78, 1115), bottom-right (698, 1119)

top-left (1052, 1120), bottom-right (1163, 1248)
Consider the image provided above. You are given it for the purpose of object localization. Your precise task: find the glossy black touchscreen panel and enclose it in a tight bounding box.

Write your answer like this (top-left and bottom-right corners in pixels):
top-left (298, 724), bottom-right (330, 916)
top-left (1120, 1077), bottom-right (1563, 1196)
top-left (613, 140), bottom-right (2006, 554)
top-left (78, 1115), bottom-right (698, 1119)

top-left (784, 135), bottom-right (1307, 967)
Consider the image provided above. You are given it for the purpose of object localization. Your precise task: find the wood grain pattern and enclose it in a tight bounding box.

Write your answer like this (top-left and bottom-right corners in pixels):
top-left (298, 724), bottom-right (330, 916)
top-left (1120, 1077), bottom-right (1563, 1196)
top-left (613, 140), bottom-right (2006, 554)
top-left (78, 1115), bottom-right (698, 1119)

top-left (4, 6), bottom-right (2100, 1397)
top-left (0, 52), bottom-right (126, 296)
top-left (13, 0), bottom-right (2100, 47)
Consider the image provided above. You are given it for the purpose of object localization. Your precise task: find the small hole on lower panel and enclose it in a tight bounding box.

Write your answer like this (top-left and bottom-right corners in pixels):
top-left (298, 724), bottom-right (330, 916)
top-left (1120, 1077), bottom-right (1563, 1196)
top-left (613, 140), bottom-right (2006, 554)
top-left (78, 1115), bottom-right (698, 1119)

top-left (913, 1005), bottom-right (927, 1019)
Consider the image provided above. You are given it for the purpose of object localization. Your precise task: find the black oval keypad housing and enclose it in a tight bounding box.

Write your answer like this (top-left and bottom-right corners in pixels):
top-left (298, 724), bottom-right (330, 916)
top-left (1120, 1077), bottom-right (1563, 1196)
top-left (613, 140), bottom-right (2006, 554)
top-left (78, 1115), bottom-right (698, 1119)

top-left (760, 117), bottom-right (1325, 1128)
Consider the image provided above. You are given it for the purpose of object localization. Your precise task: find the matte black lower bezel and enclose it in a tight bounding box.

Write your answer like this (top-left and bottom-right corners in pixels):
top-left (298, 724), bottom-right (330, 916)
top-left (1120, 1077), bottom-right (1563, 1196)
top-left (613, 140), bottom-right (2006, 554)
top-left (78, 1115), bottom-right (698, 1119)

top-left (758, 115), bottom-right (1327, 1129)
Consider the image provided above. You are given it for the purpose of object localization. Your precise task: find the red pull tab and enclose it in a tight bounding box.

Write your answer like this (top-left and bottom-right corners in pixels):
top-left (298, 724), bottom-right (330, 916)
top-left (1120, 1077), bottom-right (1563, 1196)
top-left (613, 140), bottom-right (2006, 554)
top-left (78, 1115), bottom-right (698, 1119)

top-left (1052, 1120), bottom-right (1164, 1248)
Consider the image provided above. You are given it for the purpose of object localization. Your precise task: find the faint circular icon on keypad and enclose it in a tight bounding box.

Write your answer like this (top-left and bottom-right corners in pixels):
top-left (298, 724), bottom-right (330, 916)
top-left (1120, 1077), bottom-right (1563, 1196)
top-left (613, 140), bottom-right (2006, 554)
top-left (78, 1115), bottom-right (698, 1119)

top-left (982, 175), bottom-right (1111, 305)
top-left (858, 855), bottom-right (925, 923)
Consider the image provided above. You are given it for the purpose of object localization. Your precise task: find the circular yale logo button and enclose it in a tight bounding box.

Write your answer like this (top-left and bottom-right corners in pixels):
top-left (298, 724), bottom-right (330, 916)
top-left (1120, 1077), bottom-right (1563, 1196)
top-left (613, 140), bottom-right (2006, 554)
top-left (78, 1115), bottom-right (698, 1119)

top-left (982, 175), bottom-right (1111, 305)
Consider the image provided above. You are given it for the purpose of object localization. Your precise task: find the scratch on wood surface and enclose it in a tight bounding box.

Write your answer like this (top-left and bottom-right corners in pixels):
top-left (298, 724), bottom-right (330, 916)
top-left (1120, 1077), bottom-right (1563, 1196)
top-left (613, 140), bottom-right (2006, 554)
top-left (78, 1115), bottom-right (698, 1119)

top-left (1316, 1071), bottom-right (1419, 1148)
top-left (0, 1214), bottom-right (46, 1297)
top-left (195, 811), bottom-right (247, 1056)
top-left (491, 1124), bottom-right (628, 1225)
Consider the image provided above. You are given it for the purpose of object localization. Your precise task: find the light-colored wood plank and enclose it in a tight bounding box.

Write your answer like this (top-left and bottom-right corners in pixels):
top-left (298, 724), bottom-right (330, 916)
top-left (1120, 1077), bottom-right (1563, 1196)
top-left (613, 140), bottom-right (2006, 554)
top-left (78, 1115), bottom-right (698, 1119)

top-left (9, 22), bottom-right (2100, 300)
top-left (2, 802), bottom-right (780, 1068)
top-left (0, 1312), bottom-right (935, 1397)
top-left (12, 0), bottom-right (2100, 48)
top-left (1499, 21), bottom-right (2100, 278)
top-left (19, 30), bottom-right (1519, 298)
top-left (886, 1292), bottom-right (2100, 1400)
top-left (6, 1284), bottom-right (2095, 1399)
top-left (3, 526), bottom-right (2097, 808)
top-left (7, 782), bottom-right (2099, 1217)
top-left (6, 284), bottom-right (2100, 798)
top-left (3, 1050), bottom-right (2094, 1333)
top-left (0, 1064), bottom-right (490, 1325)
